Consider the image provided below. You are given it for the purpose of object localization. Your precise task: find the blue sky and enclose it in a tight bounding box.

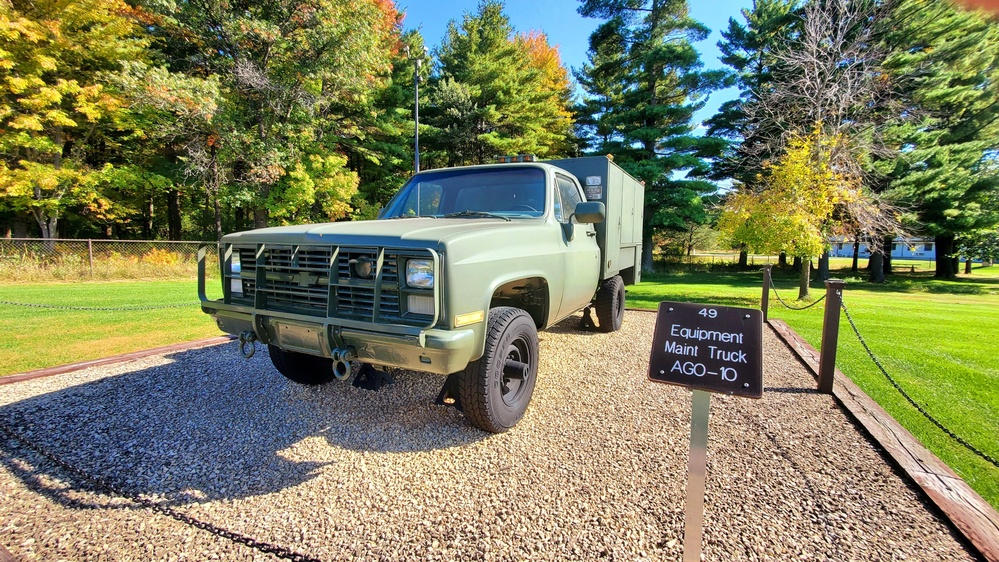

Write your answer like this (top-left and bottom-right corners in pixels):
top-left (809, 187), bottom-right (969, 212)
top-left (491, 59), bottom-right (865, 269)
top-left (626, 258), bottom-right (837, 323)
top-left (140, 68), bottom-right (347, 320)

top-left (398, 0), bottom-right (752, 125)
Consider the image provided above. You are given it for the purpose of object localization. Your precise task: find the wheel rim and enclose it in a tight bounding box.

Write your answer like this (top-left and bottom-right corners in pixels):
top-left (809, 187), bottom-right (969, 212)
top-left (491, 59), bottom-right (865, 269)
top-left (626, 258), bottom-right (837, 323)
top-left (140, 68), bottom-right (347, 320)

top-left (500, 335), bottom-right (532, 407)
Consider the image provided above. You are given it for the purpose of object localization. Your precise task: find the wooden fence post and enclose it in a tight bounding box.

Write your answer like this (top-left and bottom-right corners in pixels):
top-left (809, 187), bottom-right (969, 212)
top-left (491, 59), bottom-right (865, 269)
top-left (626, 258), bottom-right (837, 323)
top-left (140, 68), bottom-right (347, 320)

top-left (87, 239), bottom-right (94, 277)
top-left (761, 264), bottom-right (773, 322)
top-left (818, 279), bottom-right (845, 393)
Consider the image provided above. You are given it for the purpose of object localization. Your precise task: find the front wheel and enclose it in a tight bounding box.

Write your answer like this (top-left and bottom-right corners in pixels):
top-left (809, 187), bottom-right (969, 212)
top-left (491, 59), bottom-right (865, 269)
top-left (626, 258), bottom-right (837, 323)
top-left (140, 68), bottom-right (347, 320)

top-left (459, 307), bottom-right (539, 433)
top-left (594, 275), bottom-right (625, 332)
top-left (268, 345), bottom-right (337, 386)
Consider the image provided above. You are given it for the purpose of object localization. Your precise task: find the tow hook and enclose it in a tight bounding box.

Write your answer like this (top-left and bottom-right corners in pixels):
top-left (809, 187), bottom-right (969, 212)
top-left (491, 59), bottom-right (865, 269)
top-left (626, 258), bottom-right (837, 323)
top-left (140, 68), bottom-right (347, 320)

top-left (331, 347), bottom-right (356, 381)
top-left (238, 330), bottom-right (257, 359)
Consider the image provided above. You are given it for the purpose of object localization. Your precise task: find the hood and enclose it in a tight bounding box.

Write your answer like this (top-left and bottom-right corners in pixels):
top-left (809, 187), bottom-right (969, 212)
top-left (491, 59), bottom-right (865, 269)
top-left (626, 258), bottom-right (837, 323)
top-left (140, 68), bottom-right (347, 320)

top-left (222, 217), bottom-right (540, 248)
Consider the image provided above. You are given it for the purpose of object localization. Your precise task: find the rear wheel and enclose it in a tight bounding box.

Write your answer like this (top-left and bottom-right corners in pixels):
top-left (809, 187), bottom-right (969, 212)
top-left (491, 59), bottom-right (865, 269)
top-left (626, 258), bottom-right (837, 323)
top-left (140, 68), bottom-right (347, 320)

top-left (268, 345), bottom-right (337, 386)
top-left (459, 307), bottom-right (538, 433)
top-left (594, 275), bottom-right (625, 332)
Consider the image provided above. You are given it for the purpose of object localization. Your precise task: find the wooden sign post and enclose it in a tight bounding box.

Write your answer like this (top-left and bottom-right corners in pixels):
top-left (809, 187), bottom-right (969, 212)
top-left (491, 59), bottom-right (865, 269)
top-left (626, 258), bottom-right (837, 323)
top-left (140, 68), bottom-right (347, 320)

top-left (647, 301), bottom-right (764, 562)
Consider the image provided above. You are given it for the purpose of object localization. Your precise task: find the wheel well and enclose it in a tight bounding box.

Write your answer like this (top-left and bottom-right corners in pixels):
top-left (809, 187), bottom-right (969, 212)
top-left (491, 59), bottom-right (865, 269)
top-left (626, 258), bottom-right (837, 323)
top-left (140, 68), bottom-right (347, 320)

top-left (490, 277), bottom-right (548, 328)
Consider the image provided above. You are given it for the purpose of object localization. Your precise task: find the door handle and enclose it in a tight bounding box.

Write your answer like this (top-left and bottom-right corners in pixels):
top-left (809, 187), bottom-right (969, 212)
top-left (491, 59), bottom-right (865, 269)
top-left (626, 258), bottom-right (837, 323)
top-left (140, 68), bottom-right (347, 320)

top-left (587, 230), bottom-right (597, 237)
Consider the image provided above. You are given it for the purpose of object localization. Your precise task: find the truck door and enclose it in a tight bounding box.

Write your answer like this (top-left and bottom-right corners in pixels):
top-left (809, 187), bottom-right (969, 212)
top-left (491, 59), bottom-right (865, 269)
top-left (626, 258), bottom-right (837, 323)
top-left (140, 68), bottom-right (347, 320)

top-left (554, 173), bottom-right (601, 317)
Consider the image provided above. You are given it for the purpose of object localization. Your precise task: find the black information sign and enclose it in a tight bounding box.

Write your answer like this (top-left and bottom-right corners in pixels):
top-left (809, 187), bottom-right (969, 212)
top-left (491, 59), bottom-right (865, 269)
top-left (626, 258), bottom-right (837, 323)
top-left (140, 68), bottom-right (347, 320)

top-left (647, 301), bottom-right (763, 398)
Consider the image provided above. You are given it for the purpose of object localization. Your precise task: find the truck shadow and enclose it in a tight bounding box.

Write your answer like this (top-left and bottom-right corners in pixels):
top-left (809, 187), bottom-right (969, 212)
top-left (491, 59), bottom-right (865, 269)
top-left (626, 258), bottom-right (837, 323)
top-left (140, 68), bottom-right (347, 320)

top-left (0, 342), bottom-right (487, 509)
top-left (543, 312), bottom-right (604, 335)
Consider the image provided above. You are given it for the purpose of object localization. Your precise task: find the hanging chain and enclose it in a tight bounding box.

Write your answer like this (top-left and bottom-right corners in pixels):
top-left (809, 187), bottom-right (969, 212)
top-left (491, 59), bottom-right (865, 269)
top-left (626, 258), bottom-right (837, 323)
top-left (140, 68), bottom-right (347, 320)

top-left (768, 280), bottom-right (827, 311)
top-left (0, 300), bottom-right (198, 311)
top-left (0, 417), bottom-right (324, 562)
top-left (840, 301), bottom-right (999, 469)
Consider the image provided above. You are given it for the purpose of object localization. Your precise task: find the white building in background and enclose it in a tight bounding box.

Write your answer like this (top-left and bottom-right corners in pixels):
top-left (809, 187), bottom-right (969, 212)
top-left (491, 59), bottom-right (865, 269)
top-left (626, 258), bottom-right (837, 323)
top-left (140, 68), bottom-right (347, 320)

top-left (828, 237), bottom-right (936, 260)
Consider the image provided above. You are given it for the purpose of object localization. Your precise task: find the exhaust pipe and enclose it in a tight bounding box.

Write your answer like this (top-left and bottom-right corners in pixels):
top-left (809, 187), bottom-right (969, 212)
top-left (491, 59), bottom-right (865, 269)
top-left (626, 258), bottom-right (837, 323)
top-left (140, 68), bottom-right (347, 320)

top-left (331, 347), bottom-right (356, 381)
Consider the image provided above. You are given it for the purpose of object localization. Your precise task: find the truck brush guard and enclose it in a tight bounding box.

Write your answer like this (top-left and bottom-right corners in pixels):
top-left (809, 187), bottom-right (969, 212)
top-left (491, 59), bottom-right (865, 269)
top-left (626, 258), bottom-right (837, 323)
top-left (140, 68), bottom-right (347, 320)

top-left (199, 243), bottom-right (441, 330)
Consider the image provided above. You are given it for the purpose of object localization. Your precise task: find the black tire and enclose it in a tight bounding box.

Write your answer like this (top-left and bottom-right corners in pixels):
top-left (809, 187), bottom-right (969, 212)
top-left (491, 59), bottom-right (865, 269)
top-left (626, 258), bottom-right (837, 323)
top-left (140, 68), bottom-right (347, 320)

top-left (594, 275), bottom-right (625, 332)
top-left (458, 307), bottom-right (539, 433)
top-left (268, 345), bottom-right (337, 386)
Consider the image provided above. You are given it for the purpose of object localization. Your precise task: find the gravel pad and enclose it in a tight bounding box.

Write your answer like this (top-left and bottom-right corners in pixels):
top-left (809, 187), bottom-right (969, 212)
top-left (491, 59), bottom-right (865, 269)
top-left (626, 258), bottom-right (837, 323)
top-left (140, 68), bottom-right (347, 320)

top-left (0, 311), bottom-right (975, 561)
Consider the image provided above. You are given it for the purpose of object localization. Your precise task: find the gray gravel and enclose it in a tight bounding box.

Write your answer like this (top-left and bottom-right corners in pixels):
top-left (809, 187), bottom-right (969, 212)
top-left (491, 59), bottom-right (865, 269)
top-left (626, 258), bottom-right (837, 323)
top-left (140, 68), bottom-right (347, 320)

top-left (0, 311), bottom-right (977, 561)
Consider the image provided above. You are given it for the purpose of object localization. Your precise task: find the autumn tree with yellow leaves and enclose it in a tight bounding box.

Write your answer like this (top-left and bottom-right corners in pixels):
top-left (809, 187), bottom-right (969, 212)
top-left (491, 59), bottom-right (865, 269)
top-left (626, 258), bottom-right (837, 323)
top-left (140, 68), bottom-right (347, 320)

top-left (0, 0), bottom-right (149, 240)
top-left (719, 131), bottom-right (862, 298)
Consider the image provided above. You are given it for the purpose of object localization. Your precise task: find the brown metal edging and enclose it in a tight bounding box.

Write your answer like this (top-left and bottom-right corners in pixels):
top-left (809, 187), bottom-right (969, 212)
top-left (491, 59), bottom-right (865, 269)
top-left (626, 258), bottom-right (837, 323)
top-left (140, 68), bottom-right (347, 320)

top-left (0, 544), bottom-right (19, 562)
top-left (767, 318), bottom-right (999, 562)
top-left (0, 336), bottom-right (236, 386)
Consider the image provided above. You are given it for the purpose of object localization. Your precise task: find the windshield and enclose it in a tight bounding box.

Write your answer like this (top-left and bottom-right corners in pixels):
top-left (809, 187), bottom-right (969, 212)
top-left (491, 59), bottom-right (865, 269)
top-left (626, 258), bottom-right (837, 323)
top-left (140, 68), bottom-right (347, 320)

top-left (381, 167), bottom-right (546, 219)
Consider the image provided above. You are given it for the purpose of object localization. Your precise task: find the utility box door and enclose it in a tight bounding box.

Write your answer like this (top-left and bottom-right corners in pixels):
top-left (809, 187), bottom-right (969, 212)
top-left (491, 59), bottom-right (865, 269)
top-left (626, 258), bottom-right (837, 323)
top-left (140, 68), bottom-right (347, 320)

top-left (619, 167), bottom-right (637, 246)
top-left (546, 156), bottom-right (644, 284)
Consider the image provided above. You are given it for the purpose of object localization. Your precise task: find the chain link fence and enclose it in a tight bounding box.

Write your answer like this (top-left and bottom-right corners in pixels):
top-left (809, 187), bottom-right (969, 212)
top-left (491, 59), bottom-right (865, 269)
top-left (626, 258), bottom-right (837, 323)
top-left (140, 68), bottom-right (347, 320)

top-left (0, 238), bottom-right (219, 282)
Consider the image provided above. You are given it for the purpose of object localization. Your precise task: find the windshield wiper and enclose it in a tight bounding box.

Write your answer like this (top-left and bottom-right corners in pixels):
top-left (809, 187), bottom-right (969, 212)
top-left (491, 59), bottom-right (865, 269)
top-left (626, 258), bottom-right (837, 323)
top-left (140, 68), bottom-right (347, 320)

top-left (442, 210), bottom-right (511, 221)
top-left (386, 214), bottom-right (437, 219)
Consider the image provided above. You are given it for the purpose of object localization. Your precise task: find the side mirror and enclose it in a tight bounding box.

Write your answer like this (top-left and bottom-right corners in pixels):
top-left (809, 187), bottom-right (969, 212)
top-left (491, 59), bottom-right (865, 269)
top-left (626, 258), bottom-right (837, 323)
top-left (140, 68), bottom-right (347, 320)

top-left (572, 201), bottom-right (605, 224)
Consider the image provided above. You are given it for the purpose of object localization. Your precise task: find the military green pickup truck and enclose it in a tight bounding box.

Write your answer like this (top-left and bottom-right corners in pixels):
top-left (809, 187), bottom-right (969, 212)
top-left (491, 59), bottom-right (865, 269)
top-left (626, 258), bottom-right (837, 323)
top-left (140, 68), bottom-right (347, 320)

top-left (199, 155), bottom-right (643, 432)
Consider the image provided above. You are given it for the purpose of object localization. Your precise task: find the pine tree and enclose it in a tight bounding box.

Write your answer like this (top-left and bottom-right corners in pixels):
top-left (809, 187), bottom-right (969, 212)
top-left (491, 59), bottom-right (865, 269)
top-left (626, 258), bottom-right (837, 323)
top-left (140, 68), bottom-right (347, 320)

top-left (349, 30), bottom-right (432, 219)
top-left (706, 0), bottom-right (801, 185)
top-left (576, 0), bottom-right (730, 271)
top-left (880, 0), bottom-right (999, 278)
top-left (427, 0), bottom-right (575, 165)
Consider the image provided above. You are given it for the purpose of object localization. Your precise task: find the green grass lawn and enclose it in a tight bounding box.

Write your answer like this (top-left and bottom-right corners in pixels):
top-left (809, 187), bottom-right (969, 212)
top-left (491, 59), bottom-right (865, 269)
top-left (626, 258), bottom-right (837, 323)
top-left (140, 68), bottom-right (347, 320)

top-left (628, 263), bottom-right (999, 511)
top-left (0, 279), bottom-right (223, 375)
top-left (2, 265), bottom-right (997, 512)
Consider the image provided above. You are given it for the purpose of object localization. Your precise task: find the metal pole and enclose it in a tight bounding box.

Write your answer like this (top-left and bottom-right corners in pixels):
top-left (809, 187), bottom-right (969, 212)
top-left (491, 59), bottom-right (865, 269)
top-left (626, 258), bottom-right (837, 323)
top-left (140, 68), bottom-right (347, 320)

top-left (413, 57), bottom-right (422, 174)
top-left (87, 239), bottom-right (94, 277)
top-left (683, 389), bottom-right (711, 562)
top-left (761, 264), bottom-right (772, 322)
top-left (818, 279), bottom-right (845, 393)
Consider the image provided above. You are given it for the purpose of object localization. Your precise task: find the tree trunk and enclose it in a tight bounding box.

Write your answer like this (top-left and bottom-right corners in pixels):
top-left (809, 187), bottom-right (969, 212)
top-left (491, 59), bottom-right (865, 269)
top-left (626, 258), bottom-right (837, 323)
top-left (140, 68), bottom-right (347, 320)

top-left (167, 189), bottom-right (182, 241)
top-left (642, 210), bottom-right (656, 273)
top-left (40, 216), bottom-right (58, 252)
top-left (869, 250), bottom-right (885, 283)
top-left (214, 197), bottom-right (223, 242)
top-left (934, 234), bottom-right (956, 279)
top-left (882, 236), bottom-right (893, 276)
top-left (35, 126), bottom-right (63, 245)
top-left (738, 247), bottom-right (748, 268)
top-left (851, 240), bottom-right (860, 272)
top-left (13, 215), bottom-right (27, 238)
top-left (36, 215), bottom-right (58, 239)
top-left (146, 195), bottom-right (155, 239)
top-left (818, 251), bottom-right (830, 281)
top-left (253, 206), bottom-right (268, 228)
top-left (964, 258), bottom-right (972, 274)
top-left (797, 257), bottom-right (811, 299)
top-left (641, 219), bottom-right (654, 273)
top-left (778, 252), bottom-right (787, 267)
top-left (791, 255), bottom-right (801, 273)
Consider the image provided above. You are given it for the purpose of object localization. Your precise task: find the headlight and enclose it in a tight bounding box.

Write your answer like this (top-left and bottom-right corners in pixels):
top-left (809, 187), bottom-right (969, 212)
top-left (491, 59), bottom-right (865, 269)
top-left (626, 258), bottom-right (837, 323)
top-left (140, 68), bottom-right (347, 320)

top-left (406, 259), bottom-right (434, 289)
top-left (230, 250), bottom-right (241, 274)
top-left (229, 249), bottom-right (243, 295)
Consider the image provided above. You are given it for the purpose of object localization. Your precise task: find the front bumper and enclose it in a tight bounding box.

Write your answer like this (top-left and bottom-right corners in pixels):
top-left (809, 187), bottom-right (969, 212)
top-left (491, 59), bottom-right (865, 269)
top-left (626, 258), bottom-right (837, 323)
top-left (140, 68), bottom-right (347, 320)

top-left (198, 245), bottom-right (474, 375)
top-left (203, 302), bottom-right (473, 375)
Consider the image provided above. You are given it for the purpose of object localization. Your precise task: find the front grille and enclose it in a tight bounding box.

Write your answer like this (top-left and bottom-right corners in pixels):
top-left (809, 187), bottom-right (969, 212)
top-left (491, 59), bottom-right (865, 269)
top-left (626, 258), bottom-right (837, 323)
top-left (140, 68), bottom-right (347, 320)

top-left (263, 246), bottom-right (332, 315)
top-left (227, 243), bottom-right (434, 326)
top-left (334, 250), bottom-right (401, 319)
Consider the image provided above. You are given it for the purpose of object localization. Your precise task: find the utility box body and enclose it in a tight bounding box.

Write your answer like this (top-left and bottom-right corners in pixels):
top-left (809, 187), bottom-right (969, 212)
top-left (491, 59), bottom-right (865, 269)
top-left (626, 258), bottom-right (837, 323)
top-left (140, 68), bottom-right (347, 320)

top-left (546, 157), bottom-right (644, 285)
